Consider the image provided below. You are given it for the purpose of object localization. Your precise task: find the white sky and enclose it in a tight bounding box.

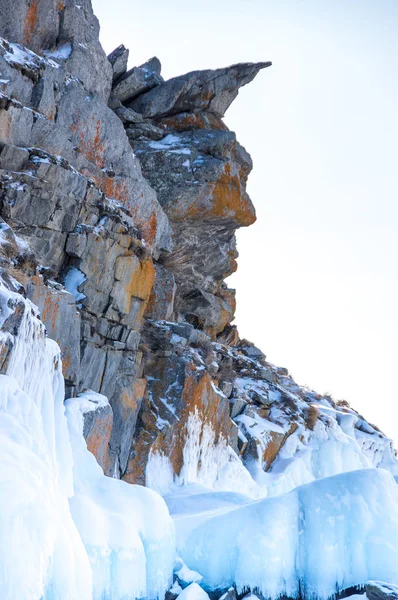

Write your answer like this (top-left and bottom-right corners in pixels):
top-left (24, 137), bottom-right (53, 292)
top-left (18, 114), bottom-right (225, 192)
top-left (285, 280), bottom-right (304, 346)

top-left (93, 0), bottom-right (398, 443)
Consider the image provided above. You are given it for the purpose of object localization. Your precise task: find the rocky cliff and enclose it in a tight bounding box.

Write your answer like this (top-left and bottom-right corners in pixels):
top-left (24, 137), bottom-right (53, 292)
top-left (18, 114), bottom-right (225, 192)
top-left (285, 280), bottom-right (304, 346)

top-left (1, 2), bottom-right (398, 599)
top-left (0, 0), bottom-right (396, 491)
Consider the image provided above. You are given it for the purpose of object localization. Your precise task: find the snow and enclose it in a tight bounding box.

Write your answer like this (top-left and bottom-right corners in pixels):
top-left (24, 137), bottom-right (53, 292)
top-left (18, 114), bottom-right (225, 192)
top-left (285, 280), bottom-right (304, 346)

top-left (176, 468), bottom-right (398, 598)
top-left (66, 399), bottom-right (175, 600)
top-left (0, 277), bottom-right (25, 328)
top-left (169, 148), bottom-right (192, 155)
top-left (1, 39), bottom-right (60, 70)
top-left (64, 266), bottom-right (86, 303)
top-left (148, 134), bottom-right (191, 154)
top-left (44, 43), bottom-right (72, 60)
top-left (174, 556), bottom-right (203, 585)
top-left (178, 583), bottom-right (210, 600)
top-left (0, 223), bottom-right (10, 246)
top-left (66, 389), bottom-right (109, 415)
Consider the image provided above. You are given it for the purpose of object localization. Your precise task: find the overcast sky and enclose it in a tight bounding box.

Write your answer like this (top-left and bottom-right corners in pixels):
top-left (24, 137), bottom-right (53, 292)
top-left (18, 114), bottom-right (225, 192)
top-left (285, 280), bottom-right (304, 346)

top-left (93, 0), bottom-right (398, 443)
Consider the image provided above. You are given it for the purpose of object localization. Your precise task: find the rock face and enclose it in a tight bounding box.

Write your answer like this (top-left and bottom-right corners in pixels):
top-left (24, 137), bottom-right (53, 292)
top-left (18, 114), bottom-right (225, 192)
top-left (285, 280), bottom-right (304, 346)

top-left (1, 0), bottom-right (397, 502)
top-left (130, 63), bottom-right (271, 118)
top-left (366, 582), bottom-right (398, 600)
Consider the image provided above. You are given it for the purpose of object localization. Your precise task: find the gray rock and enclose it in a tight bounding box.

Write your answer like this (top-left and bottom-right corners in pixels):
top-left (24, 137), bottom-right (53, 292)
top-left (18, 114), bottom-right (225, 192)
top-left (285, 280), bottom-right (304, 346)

top-left (218, 587), bottom-right (237, 600)
top-left (169, 322), bottom-right (194, 339)
top-left (139, 56), bottom-right (162, 75)
top-left (130, 61), bottom-right (271, 119)
top-left (239, 341), bottom-right (265, 360)
top-left (220, 381), bottom-right (233, 398)
top-left (180, 288), bottom-right (235, 338)
top-left (366, 582), bottom-right (398, 600)
top-left (108, 44), bottom-right (129, 81)
top-left (108, 96), bottom-right (123, 110)
top-left (109, 374), bottom-right (146, 474)
top-left (79, 342), bottom-right (107, 393)
top-left (0, 0), bottom-right (60, 53)
top-left (26, 276), bottom-right (81, 386)
top-left (59, 0), bottom-right (113, 101)
top-left (111, 65), bottom-right (163, 104)
top-left (251, 390), bottom-right (269, 405)
top-left (189, 329), bottom-right (212, 348)
top-left (230, 397), bottom-right (247, 419)
top-left (126, 330), bottom-right (141, 351)
top-left (114, 106), bottom-right (144, 124)
top-left (259, 366), bottom-right (277, 384)
top-left (146, 263), bottom-right (176, 321)
top-left (0, 143), bottom-right (29, 171)
top-left (126, 122), bottom-right (165, 141)
top-left (133, 125), bottom-right (254, 322)
top-left (0, 0), bottom-right (113, 101)
top-left (83, 401), bottom-right (113, 473)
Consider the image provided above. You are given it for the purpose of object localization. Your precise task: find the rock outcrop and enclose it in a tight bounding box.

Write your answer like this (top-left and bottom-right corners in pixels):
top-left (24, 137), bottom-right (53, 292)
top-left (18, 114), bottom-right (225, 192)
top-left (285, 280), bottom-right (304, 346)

top-left (0, 0), bottom-right (397, 503)
top-left (366, 582), bottom-right (398, 600)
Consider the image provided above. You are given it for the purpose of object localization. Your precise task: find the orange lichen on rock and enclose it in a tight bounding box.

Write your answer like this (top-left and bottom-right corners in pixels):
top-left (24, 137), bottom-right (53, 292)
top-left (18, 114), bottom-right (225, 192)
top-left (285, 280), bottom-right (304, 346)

top-left (23, 0), bottom-right (38, 46)
top-left (84, 406), bottom-right (113, 474)
top-left (69, 117), bottom-right (107, 169)
top-left (40, 288), bottom-right (61, 334)
top-left (158, 112), bottom-right (227, 132)
top-left (110, 254), bottom-right (155, 329)
top-left (169, 369), bottom-right (233, 475)
top-left (208, 287), bottom-right (236, 338)
top-left (122, 362), bottom-right (234, 484)
top-left (142, 212), bottom-right (157, 246)
top-left (262, 423), bottom-right (299, 471)
top-left (119, 255), bottom-right (155, 302)
top-left (183, 164), bottom-right (256, 227)
top-left (129, 207), bottom-right (158, 247)
top-left (95, 173), bottom-right (130, 204)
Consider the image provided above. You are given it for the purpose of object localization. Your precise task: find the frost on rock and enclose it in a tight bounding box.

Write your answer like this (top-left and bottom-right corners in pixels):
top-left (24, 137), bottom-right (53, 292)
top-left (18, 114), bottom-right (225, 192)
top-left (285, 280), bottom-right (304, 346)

top-left (146, 406), bottom-right (259, 498)
top-left (0, 284), bottom-right (175, 599)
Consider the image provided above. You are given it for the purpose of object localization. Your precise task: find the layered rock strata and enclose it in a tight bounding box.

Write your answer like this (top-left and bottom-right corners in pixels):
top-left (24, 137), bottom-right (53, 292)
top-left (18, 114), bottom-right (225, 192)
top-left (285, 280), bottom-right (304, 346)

top-left (0, 0), bottom-right (396, 497)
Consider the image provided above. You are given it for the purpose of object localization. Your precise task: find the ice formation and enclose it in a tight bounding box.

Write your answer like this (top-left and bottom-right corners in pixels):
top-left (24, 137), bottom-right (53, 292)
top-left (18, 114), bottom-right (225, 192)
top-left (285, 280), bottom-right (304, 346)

top-left (0, 283), bottom-right (174, 599)
top-left (171, 469), bottom-right (398, 599)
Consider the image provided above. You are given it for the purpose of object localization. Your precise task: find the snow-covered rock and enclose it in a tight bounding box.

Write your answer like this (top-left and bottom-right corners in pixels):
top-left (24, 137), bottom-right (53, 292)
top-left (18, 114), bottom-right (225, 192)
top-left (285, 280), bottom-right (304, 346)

top-left (177, 583), bottom-right (210, 600)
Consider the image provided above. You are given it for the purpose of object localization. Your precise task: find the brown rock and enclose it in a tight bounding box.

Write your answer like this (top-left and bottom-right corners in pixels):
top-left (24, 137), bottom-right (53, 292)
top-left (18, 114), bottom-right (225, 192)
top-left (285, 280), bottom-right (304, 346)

top-left (83, 402), bottom-right (113, 474)
top-left (122, 358), bottom-right (235, 484)
top-left (145, 263), bottom-right (176, 321)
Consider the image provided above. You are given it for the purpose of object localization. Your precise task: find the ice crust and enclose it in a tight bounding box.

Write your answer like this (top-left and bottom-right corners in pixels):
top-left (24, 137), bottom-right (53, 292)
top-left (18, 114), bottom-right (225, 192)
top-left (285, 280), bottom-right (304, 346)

top-left (0, 283), bottom-right (174, 599)
top-left (173, 469), bottom-right (398, 598)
